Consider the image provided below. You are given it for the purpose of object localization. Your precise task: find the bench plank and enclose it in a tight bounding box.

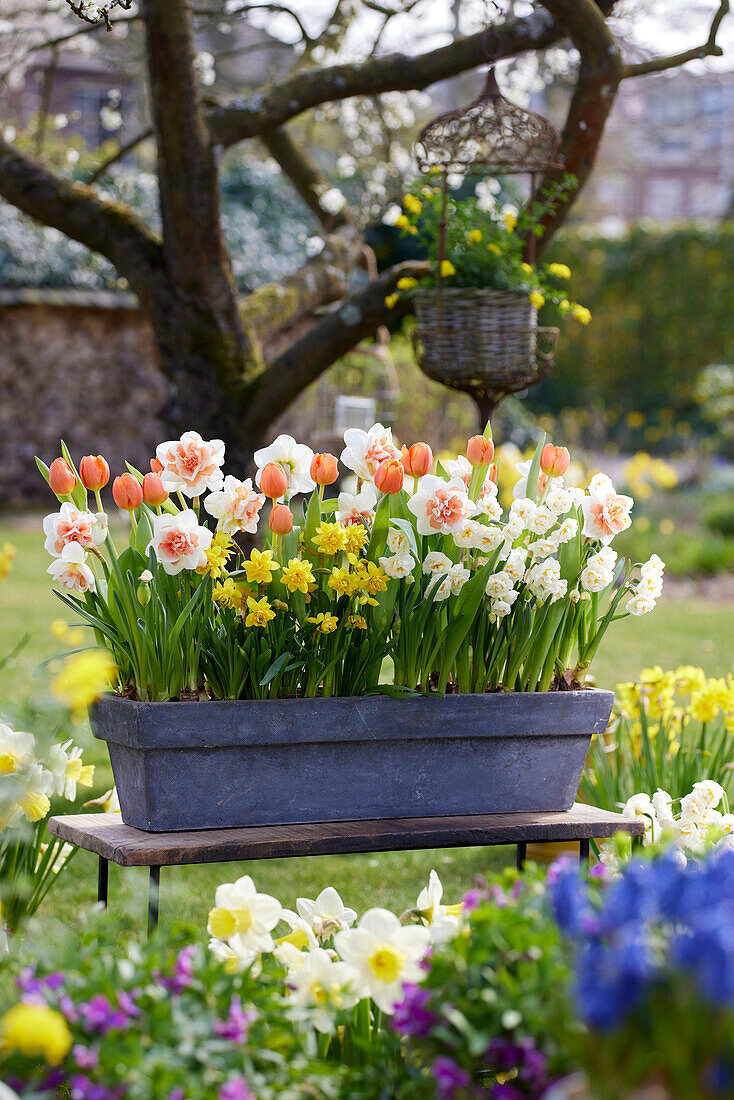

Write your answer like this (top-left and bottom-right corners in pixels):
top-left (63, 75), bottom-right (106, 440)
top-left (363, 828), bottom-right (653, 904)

top-left (48, 806), bottom-right (643, 867)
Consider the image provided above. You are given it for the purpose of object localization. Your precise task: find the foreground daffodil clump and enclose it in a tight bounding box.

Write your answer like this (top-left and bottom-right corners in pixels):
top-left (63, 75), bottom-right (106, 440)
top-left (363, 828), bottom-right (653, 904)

top-left (35, 424), bottom-right (664, 702)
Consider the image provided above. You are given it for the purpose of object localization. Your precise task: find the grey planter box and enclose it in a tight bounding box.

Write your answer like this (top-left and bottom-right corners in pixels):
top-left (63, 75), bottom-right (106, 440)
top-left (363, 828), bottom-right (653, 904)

top-left (90, 689), bottom-right (613, 833)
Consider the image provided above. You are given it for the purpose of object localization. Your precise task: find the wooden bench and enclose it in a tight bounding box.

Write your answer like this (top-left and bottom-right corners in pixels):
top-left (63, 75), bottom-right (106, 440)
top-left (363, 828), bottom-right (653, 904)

top-left (48, 805), bottom-right (643, 934)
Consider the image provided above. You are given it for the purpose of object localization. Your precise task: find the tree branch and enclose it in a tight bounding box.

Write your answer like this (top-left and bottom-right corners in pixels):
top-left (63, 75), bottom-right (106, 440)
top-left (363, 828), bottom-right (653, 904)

top-left (242, 261), bottom-right (428, 428)
top-left (85, 128), bottom-right (153, 185)
top-left (622, 0), bottom-right (729, 78)
top-left (532, 0), bottom-right (622, 253)
top-left (0, 134), bottom-right (165, 300)
top-left (261, 126), bottom-right (353, 231)
top-left (207, 9), bottom-right (562, 146)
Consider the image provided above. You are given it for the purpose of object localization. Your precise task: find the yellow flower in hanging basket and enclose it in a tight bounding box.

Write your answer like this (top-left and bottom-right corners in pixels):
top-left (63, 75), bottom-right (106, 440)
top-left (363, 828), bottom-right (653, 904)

top-left (572, 304), bottom-right (592, 325)
top-left (396, 277), bottom-right (418, 291)
top-left (549, 262), bottom-right (571, 279)
top-left (487, 243), bottom-right (502, 255)
top-left (467, 229), bottom-right (482, 244)
top-left (439, 260), bottom-right (456, 278)
top-left (504, 212), bottom-right (517, 231)
top-left (529, 291), bottom-right (545, 309)
top-left (384, 293), bottom-right (400, 309)
top-left (403, 194), bottom-right (422, 216)
top-left (521, 262), bottom-right (533, 275)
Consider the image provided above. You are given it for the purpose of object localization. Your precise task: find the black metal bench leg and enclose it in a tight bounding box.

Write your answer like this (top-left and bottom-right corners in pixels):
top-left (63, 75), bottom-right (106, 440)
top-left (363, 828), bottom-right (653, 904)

top-left (148, 866), bottom-right (161, 936)
top-left (97, 856), bottom-right (109, 909)
top-left (516, 842), bottom-right (527, 871)
top-left (579, 838), bottom-right (590, 867)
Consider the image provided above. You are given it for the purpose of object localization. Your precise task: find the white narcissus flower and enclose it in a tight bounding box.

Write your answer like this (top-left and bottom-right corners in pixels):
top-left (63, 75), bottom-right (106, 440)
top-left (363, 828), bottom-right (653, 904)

top-left (255, 434), bottom-right (315, 497)
top-left (279, 909), bottom-right (319, 952)
top-left (652, 788), bottom-right (675, 828)
top-left (556, 517), bottom-right (579, 544)
top-left (338, 483), bottom-right (377, 529)
top-left (581, 475), bottom-right (633, 545)
top-left (48, 739), bottom-right (95, 801)
top-left (580, 562), bottom-right (613, 593)
top-left (512, 459), bottom-right (553, 501)
top-left (18, 763), bottom-right (54, 825)
top-left (638, 573), bottom-right (664, 599)
top-left (207, 875), bottom-right (282, 957)
top-left (286, 947), bottom-right (359, 1032)
top-left (147, 510), bottom-right (212, 575)
top-left (156, 430), bottom-right (225, 498)
top-left (340, 423), bottom-right (401, 482)
top-left (427, 563), bottom-right (469, 600)
top-left (471, 525), bottom-right (506, 553)
top-left (387, 527), bottom-right (410, 555)
top-left (334, 907), bottom-right (430, 1014)
top-left (47, 542), bottom-right (97, 594)
top-left (415, 870), bottom-right (463, 944)
top-left (693, 780), bottom-right (725, 809)
top-left (675, 819), bottom-right (704, 852)
top-left (297, 886), bottom-right (357, 938)
top-left (407, 476), bottom-right (476, 537)
top-left (526, 559), bottom-right (566, 602)
top-left (623, 793), bottom-right (660, 844)
top-left (529, 538), bottom-right (556, 559)
top-left (626, 592), bottom-right (656, 616)
top-left (485, 570), bottom-right (513, 599)
top-left (505, 514), bottom-right (524, 540)
top-left (641, 554), bottom-right (665, 577)
top-left (504, 548), bottom-right (527, 582)
top-left (510, 497), bottom-right (537, 527)
top-left (209, 937), bottom-right (250, 974)
top-left (0, 725), bottom-right (35, 776)
top-left (379, 554), bottom-right (415, 580)
top-left (204, 476), bottom-right (265, 535)
top-left (680, 791), bottom-right (705, 823)
top-left (274, 940), bottom-right (308, 973)
top-left (527, 505), bottom-right (555, 536)
top-left (720, 814), bottom-right (734, 834)
top-left (43, 502), bottom-right (105, 558)
top-left (546, 486), bottom-right (573, 515)
top-left (422, 551), bottom-right (452, 576)
top-left (453, 522), bottom-right (478, 549)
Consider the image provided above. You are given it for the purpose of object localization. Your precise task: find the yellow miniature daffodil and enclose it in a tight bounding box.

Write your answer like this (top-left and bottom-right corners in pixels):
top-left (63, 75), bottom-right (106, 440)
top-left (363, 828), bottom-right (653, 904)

top-left (313, 522), bottom-right (347, 556)
top-left (344, 524), bottom-right (368, 555)
top-left (197, 530), bottom-right (233, 579)
top-left (395, 214), bottom-right (411, 230)
top-left (281, 558), bottom-right (315, 595)
top-left (213, 576), bottom-right (247, 611)
top-left (51, 651), bottom-right (117, 723)
top-left (355, 561), bottom-right (388, 595)
top-left (243, 548), bottom-right (280, 585)
top-left (245, 596), bottom-right (276, 628)
top-left (307, 612), bottom-right (339, 634)
top-left (346, 614), bottom-right (367, 630)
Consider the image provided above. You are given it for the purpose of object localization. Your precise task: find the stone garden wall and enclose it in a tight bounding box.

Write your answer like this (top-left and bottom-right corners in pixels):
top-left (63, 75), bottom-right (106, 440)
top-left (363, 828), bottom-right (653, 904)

top-left (0, 290), bottom-right (167, 507)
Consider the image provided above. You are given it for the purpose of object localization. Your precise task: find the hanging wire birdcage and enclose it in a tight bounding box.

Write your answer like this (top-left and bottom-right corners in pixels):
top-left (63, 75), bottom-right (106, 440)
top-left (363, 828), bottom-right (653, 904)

top-left (410, 16), bottom-right (565, 425)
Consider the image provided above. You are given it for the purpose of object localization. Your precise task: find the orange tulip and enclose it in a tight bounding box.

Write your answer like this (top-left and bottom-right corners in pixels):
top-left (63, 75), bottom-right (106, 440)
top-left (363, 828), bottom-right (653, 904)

top-left (374, 458), bottom-right (404, 495)
top-left (79, 454), bottom-right (110, 491)
top-left (269, 503), bottom-right (294, 534)
top-left (487, 463), bottom-right (498, 484)
top-left (112, 473), bottom-right (143, 511)
top-left (142, 472), bottom-right (169, 506)
top-left (466, 435), bottom-right (495, 467)
top-left (540, 444), bottom-right (570, 478)
top-left (310, 453), bottom-right (339, 486)
top-left (49, 458), bottom-right (77, 497)
top-left (150, 457), bottom-right (164, 475)
top-left (401, 442), bottom-right (433, 478)
top-left (259, 462), bottom-right (289, 500)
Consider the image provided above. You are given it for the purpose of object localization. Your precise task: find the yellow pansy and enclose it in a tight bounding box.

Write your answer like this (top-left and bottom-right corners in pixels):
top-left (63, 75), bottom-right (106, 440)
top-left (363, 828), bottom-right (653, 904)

top-left (281, 558), bottom-right (315, 595)
top-left (572, 304), bottom-right (592, 325)
top-left (548, 262), bottom-right (571, 279)
top-left (1, 1002), bottom-right (72, 1064)
top-left (395, 214), bottom-right (411, 230)
top-left (307, 612), bottom-right (339, 634)
top-left (51, 651), bottom-right (117, 722)
top-left (467, 229), bottom-right (482, 244)
top-left (397, 277), bottom-right (419, 291)
top-left (521, 262), bottom-right (533, 275)
top-left (439, 260), bottom-right (456, 278)
top-left (504, 212), bottom-right (517, 231)
top-left (243, 548), bottom-right (280, 585)
top-left (384, 293), bottom-right (400, 309)
top-left (487, 243), bottom-right (502, 255)
top-left (344, 524), bottom-right (368, 555)
top-left (245, 596), bottom-right (276, 628)
top-left (313, 522), bottom-right (347, 556)
top-left (403, 194), bottom-right (422, 216)
top-left (529, 290), bottom-right (545, 309)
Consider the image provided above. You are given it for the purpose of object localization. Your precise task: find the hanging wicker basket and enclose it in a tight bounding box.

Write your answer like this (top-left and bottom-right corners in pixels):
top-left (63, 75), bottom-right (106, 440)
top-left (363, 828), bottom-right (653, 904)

top-left (412, 287), bottom-right (558, 396)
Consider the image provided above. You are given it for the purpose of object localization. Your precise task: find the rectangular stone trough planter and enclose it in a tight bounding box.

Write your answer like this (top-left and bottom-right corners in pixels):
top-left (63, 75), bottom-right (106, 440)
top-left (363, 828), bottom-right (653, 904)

top-left (89, 689), bottom-right (613, 833)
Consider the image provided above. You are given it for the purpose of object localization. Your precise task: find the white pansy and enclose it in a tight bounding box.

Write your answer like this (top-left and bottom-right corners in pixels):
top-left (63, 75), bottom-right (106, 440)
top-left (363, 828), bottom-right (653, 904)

top-left (422, 551), bottom-right (452, 576)
top-left (47, 542), bottom-right (97, 594)
top-left (334, 907), bottom-right (430, 1014)
top-left (204, 476), bottom-right (265, 535)
top-left (379, 553), bottom-right (415, 580)
top-left (340, 423), bottom-right (401, 482)
top-left (387, 528), bottom-right (410, 555)
top-left (254, 434), bottom-right (315, 497)
top-left (471, 525), bottom-right (506, 553)
top-left (207, 874), bottom-right (282, 956)
top-left (338, 483), bottom-right (377, 529)
top-left (286, 947), bottom-right (359, 1032)
top-left (626, 592), bottom-right (656, 616)
top-left (0, 725), bottom-right (35, 776)
top-left (297, 886), bottom-right (357, 938)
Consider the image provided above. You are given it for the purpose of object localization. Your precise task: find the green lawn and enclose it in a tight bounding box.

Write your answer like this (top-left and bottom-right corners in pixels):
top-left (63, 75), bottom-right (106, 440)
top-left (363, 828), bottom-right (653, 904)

top-left (2, 516), bottom-right (733, 938)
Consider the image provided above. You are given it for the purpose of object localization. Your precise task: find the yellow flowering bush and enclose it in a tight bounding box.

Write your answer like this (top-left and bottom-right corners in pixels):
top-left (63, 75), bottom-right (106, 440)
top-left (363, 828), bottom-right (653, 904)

top-left (582, 666), bottom-right (734, 811)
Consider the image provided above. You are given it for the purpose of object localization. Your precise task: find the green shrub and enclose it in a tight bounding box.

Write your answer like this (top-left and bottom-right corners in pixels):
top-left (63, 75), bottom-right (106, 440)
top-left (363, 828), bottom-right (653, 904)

top-left (704, 498), bottom-right (734, 539)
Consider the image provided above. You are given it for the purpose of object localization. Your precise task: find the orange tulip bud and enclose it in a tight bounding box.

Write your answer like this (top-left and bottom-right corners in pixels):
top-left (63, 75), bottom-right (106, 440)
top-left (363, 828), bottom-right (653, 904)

top-left (487, 463), bottom-right (498, 484)
top-left (49, 458), bottom-right (77, 497)
top-left (374, 457), bottom-right (404, 495)
top-left (310, 452), bottom-right (339, 486)
top-left (259, 461), bottom-right (289, 500)
top-left (540, 444), bottom-right (570, 478)
top-left (466, 435), bottom-right (495, 467)
top-left (269, 503), bottom-right (294, 534)
top-left (112, 473), bottom-right (143, 512)
top-left (401, 442), bottom-right (433, 478)
top-left (142, 472), bottom-right (169, 506)
top-left (150, 457), bottom-right (164, 475)
top-left (79, 454), bottom-right (110, 491)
